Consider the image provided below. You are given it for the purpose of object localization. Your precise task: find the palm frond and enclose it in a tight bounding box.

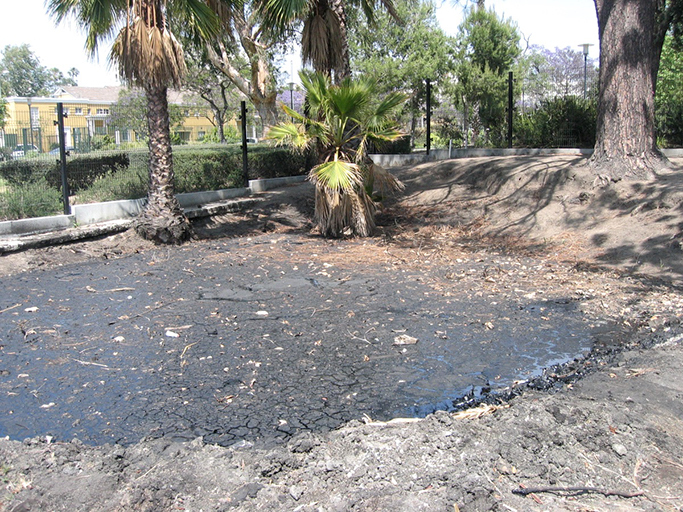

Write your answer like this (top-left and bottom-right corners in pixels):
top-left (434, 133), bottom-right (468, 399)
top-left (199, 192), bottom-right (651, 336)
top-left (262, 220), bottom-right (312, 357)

top-left (112, 18), bottom-right (186, 88)
top-left (309, 160), bottom-right (363, 193)
top-left (257, 0), bottom-right (311, 27)
top-left (367, 161), bottom-right (404, 196)
top-left (265, 122), bottom-right (312, 150)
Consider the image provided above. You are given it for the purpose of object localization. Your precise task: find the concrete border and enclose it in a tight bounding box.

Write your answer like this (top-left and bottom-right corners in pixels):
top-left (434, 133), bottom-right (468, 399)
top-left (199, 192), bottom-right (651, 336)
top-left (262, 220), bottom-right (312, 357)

top-left (0, 214), bottom-right (75, 236)
top-left (0, 177), bottom-right (306, 240)
top-left (370, 148), bottom-right (594, 167)
top-left (249, 175), bottom-right (308, 193)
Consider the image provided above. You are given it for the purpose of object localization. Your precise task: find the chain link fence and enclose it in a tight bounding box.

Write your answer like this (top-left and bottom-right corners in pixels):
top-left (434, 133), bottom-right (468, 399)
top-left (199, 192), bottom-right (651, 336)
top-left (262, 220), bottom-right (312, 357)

top-left (0, 103), bottom-right (286, 222)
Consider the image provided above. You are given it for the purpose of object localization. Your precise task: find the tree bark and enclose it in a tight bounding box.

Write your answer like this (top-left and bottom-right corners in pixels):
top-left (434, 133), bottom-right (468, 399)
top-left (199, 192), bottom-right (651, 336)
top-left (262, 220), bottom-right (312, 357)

top-left (135, 84), bottom-right (192, 244)
top-left (329, 0), bottom-right (351, 81)
top-left (590, 0), bottom-right (669, 180)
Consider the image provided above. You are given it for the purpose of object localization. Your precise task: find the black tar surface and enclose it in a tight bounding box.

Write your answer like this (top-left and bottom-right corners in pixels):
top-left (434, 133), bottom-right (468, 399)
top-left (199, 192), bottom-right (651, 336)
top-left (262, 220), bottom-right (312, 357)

top-left (0, 233), bottom-right (596, 447)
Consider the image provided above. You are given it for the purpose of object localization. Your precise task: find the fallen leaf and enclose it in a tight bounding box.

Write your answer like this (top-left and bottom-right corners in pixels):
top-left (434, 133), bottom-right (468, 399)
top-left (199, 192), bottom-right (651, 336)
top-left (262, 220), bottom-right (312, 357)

top-left (24, 307), bottom-right (38, 313)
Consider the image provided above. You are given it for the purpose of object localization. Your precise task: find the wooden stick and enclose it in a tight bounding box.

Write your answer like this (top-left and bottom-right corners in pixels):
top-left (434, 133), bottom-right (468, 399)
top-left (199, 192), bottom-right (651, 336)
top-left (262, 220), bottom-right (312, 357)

top-left (513, 486), bottom-right (643, 498)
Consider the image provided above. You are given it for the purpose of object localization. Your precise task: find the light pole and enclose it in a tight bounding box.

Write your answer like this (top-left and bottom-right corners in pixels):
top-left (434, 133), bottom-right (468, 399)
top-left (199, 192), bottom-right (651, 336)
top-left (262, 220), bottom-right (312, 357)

top-left (289, 82), bottom-right (295, 122)
top-left (579, 43), bottom-right (593, 100)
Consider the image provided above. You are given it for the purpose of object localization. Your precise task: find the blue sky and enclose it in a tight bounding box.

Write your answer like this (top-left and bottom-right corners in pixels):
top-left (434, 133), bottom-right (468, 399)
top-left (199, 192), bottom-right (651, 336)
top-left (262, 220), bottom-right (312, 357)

top-left (0, 0), bottom-right (600, 88)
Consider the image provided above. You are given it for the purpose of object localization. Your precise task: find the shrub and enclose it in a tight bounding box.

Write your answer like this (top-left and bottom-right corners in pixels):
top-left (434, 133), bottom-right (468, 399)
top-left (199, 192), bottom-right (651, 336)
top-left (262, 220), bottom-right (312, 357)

top-left (515, 96), bottom-right (597, 148)
top-left (173, 148), bottom-right (243, 191)
top-left (0, 178), bottom-right (63, 221)
top-left (369, 135), bottom-right (412, 154)
top-left (75, 165), bottom-right (148, 203)
top-left (248, 146), bottom-right (309, 179)
top-left (58, 153), bottom-right (131, 192)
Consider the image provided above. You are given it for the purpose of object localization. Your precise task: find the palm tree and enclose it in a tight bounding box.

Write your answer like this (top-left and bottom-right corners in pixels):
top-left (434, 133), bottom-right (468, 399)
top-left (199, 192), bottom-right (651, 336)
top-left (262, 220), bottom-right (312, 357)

top-left (267, 71), bottom-right (405, 237)
top-left (260, 0), bottom-right (398, 80)
top-left (47, 0), bottom-right (224, 244)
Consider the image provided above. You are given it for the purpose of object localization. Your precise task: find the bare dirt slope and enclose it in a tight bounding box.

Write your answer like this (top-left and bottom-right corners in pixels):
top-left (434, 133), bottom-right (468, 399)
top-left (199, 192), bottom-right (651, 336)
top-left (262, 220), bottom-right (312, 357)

top-left (1, 155), bottom-right (683, 511)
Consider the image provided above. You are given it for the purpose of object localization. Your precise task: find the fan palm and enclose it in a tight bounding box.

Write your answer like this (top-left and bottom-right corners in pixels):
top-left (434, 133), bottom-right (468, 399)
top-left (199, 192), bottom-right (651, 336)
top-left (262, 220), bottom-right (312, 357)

top-left (47, 0), bottom-right (225, 244)
top-left (259, 0), bottom-right (398, 80)
top-left (268, 71), bottom-right (405, 237)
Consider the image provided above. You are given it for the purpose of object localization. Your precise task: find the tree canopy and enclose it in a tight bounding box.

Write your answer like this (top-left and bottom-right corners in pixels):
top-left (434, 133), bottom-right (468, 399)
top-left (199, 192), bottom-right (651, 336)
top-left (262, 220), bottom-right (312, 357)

top-left (349, 0), bottom-right (454, 135)
top-left (453, 6), bottom-right (521, 146)
top-left (0, 44), bottom-right (77, 97)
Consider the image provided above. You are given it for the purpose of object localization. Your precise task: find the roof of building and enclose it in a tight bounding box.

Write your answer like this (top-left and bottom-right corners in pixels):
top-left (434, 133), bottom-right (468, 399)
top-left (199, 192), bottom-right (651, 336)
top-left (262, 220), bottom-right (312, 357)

top-left (55, 86), bottom-right (126, 102)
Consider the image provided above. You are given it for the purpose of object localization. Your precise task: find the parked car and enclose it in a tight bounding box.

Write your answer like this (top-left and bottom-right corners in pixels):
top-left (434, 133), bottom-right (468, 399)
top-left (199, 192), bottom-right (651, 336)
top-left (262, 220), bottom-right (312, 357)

top-left (48, 146), bottom-right (75, 156)
top-left (11, 144), bottom-right (40, 159)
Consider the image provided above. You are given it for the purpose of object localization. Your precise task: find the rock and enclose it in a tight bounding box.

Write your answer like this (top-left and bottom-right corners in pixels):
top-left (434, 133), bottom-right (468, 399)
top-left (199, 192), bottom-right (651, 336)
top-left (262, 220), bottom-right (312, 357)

top-left (289, 485), bottom-right (304, 501)
top-left (393, 334), bottom-right (418, 345)
top-left (612, 443), bottom-right (628, 457)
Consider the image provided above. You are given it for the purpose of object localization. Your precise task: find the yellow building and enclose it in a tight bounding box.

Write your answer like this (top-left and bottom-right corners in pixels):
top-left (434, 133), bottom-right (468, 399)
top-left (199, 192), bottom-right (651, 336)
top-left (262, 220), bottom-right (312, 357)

top-left (0, 86), bottom-right (218, 154)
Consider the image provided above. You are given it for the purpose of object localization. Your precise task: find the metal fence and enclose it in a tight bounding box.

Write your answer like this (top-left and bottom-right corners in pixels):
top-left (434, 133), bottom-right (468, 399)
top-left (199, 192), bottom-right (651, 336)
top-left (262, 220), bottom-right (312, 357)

top-left (0, 101), bottom-right (270, 222)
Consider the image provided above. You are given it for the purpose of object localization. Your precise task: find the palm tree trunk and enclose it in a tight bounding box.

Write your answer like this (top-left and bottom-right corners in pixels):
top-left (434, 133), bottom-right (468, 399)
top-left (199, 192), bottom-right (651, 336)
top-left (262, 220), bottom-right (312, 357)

top-left (135, 84), bottom-right (192, 244)
top-left (329, 0), bottom-right (351, 81)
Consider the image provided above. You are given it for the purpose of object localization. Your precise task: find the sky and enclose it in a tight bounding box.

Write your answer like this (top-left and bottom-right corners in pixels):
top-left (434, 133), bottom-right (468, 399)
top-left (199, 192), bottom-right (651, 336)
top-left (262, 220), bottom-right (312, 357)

top-left (0, 0), bottom-right (600, 89)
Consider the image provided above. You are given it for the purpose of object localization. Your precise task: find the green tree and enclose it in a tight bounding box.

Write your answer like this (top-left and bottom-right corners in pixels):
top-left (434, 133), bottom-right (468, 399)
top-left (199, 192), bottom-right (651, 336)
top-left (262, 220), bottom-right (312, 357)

top-left (110, 89), bottom-right (186, 141)
top-left (48, 0), bottom-right (224, 244)
top-left (0, 44), bottom-right (77, 97)
top-left (656, 33), bottom-right (683, 146)
top-left (183, 49), bottom-right (242, 143)
top-left (267, 71), bottom-right (405, 237)
top-left (349, 0), bottom-right (455, 143)
top-left (454, 7), bottom-right (521, 146)
top-left (0, 99), bottom-right (7, 128)
top-left (200, 2), bottom-right (283, 131)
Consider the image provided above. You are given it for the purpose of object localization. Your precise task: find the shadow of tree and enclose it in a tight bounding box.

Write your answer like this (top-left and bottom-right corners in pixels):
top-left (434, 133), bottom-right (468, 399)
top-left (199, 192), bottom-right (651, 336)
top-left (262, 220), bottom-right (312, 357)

top-left (391, 155), bottom-right (683, 285)
top-left (191, 183), bottom-right (316, 240)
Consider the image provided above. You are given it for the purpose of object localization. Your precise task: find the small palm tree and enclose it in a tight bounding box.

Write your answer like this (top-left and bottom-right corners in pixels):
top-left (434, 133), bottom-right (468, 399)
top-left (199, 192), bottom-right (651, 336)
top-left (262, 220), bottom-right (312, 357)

top-left (48, 0), bottom-right (223, 244)
top-left (268, 71), bottom-right (405, 237)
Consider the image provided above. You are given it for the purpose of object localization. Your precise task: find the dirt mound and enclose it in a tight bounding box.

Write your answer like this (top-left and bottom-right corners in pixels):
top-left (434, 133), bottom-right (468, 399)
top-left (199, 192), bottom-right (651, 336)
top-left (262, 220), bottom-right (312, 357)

top-left (392, 155), bottom-right (683, 284)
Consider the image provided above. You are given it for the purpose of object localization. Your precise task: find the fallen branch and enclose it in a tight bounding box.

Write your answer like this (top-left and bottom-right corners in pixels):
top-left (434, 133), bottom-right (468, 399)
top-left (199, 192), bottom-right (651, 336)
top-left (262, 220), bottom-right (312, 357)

top-left (512, 485), bottom-right (643, 498)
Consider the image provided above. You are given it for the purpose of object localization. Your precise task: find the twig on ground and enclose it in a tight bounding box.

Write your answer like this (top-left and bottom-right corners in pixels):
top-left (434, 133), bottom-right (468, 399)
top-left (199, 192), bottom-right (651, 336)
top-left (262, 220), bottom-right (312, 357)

top-left (0, 303), bottom-right (21, 314)
top-left (71, 358), bottom-right (109, 368)
top-left (512, 485), bottom-right (644, 498)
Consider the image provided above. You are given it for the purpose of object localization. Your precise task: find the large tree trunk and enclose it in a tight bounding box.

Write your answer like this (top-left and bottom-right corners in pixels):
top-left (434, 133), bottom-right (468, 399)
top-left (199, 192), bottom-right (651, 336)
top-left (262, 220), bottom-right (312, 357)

top-left (590, 0), bottom-right (669, 180)
top-left (135, 85), bottom-right (192, 244)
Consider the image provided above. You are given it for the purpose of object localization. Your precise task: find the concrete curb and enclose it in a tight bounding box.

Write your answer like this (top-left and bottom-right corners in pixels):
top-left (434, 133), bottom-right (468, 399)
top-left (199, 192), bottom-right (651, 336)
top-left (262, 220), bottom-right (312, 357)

top-left (370, 147), bottom-right (682, 168)
top-left (0, 178), bottom-right (301, 254)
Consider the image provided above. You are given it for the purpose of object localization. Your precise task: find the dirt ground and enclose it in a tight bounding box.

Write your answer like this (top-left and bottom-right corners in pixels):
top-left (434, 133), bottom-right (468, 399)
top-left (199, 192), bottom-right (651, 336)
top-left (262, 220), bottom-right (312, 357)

top-left (2, 155), bottom-right (683, 511)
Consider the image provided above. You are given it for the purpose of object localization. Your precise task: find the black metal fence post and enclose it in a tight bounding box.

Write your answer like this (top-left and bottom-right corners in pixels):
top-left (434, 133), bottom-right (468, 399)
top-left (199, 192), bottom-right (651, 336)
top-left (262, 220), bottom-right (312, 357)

top-left (240, 101), bottom-right (249, 186)
top-left (425, 79), bottom-right (432, 156)
top-left (56, 103), bottom-right (71, 215)
top-left (507, 71), bottom-right (514, 149)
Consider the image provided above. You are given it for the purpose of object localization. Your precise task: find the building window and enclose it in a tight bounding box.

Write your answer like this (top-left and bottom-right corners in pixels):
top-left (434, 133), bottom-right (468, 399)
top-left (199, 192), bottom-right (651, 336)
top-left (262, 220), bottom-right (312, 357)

top-left (96, 108), bottom-right (109, 115)
top-left (75, 107), bottom-right (83, 115)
